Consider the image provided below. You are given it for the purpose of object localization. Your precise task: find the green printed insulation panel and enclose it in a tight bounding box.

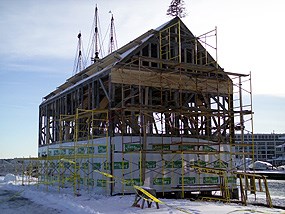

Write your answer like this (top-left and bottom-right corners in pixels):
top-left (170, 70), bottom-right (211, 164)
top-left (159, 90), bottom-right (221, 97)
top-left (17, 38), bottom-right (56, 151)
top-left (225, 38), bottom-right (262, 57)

top-left (98, 145), bottom-right (107, 153)
top-left (179, 176), bottom-right (196, 185)
top-left (124, 178), bottom-right (143, 186)
top-left (103, 162), bottom-right (110, 170)
top-left (153, 177), bottom-right (171, 185)
top-left (152, 144), bottom-right (170, 151)
top-left (203, 176), bottom-right (219, 184)
top-left (165, 160), bottom-right (182, 168)
top-left (138, 160), bottom-right (156, 169)
top-left (227, 176), bottom-right (237, 184)
top-left (124, 144), bottom-right (142, 152)
top-left (114, 161), bottom-right (129, 169)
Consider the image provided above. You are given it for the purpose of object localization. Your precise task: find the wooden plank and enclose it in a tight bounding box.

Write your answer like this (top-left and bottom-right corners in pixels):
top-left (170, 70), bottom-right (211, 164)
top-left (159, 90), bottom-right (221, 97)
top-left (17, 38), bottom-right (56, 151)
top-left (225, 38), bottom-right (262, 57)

top-left (111, 68), bottom-right (232, 95)
top-left (99, 96), bottom-right (109, 109)
top-left (132, 56), bottom-right (221, 72)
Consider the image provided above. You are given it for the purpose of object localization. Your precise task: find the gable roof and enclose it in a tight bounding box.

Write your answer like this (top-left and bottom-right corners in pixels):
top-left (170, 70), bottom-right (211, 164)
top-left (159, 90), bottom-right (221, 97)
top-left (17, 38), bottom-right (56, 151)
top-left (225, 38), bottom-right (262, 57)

top-left (42, 17), bottom-right (224, 102)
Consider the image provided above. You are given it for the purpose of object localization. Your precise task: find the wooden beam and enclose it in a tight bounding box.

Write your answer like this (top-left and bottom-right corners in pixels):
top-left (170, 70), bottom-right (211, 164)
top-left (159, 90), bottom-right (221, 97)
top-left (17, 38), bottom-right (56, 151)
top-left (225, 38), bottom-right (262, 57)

top-left (111, 68), bottom-right (232, 95)
top-left (131, 56), bottom-right (224, 73)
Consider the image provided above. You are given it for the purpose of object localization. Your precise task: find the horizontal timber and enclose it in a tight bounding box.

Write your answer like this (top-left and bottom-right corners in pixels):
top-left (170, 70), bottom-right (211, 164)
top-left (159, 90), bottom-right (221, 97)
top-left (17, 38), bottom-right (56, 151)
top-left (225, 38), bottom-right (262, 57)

top-left (111, 68), bottom-right (232, 95)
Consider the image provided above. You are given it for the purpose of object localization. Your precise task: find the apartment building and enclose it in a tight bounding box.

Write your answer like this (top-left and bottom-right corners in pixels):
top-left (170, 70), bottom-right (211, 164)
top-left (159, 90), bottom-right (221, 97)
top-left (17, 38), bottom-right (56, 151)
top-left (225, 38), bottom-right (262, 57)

top-left (235, 133), bottom-right (285, 163)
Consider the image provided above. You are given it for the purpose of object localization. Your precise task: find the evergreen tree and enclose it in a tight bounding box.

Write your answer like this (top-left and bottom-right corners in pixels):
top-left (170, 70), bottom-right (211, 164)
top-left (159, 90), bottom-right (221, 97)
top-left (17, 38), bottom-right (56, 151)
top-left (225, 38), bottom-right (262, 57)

top-left (167, 0), bottom-right (187, 18)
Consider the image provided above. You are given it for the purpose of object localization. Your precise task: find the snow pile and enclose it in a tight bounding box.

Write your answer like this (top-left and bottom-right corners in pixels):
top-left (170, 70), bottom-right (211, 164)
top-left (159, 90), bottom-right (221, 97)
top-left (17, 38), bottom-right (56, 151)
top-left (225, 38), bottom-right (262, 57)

top-left (277, 165), bottom-right (285, 170)
top-left (248, 161), bottom-right (276, 170)
top-left (3, 173), bottom-right (16, 183)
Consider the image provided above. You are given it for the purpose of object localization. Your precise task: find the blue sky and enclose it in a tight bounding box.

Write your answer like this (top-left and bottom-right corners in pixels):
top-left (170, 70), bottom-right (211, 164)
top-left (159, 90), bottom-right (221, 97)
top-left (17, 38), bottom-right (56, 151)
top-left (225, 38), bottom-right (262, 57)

top-left (0, 0), bottom-right (284, 158)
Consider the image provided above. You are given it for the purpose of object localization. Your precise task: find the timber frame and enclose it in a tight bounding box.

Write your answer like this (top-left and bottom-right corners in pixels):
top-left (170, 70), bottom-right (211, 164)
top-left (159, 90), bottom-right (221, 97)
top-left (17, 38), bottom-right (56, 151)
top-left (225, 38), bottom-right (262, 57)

top-left (39, 17), bottom-right (237, 146)
top-left (38, 17), bottom-right (253, 197)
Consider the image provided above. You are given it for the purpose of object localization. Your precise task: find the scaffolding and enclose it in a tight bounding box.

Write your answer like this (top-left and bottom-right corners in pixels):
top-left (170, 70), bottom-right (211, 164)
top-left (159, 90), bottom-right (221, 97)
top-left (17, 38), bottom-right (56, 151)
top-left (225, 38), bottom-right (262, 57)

top-left (235, 171), bottom-right (272, 207)
top-left (32, 17), bottom-right (269, 205)
top-left (31, 109), bottom-right (109, 195)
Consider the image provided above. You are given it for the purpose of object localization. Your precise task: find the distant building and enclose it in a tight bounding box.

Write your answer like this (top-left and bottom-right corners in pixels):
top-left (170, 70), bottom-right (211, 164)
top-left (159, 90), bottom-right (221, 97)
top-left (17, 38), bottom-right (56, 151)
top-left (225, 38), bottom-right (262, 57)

top-left (235, 133), bottom-right (285, 164)
top-left (275, 136), bottom-right (285, 165)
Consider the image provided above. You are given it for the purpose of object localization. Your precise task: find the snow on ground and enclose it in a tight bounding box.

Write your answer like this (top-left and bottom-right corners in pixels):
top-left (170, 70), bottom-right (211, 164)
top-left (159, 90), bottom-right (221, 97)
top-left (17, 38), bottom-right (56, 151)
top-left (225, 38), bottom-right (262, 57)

top-left (0, 175), bottom-right (284, 214)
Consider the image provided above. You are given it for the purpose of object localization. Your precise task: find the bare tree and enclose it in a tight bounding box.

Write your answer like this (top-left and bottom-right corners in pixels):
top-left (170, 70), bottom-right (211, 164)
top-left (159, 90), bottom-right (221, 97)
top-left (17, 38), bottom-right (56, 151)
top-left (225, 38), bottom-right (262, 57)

top-left (167, 0), bottom-right (187, 18)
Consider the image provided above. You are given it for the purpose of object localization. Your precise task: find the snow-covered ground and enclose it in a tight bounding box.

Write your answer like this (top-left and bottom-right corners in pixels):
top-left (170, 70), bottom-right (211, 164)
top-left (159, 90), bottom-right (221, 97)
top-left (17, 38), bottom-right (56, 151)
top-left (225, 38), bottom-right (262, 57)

top-left (0, 175), bottom-right (284, 214)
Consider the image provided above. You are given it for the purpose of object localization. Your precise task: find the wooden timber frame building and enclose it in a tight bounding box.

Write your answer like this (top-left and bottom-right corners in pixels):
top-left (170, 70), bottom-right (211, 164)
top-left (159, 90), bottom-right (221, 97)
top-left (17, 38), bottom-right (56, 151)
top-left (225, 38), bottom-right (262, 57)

top-left (38, 17), bottom-right (253, 198)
